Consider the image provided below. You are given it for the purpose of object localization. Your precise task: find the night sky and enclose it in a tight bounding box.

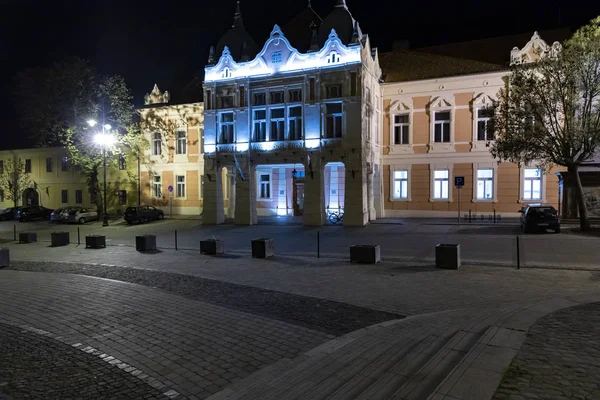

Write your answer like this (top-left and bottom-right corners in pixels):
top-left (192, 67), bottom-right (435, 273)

top-left (2, 0), bottom-right (600, 149)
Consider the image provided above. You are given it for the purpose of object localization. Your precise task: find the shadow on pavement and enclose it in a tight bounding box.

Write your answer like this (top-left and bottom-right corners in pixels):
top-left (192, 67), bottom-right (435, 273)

top-left (457, 226), bottom-right (521, 235)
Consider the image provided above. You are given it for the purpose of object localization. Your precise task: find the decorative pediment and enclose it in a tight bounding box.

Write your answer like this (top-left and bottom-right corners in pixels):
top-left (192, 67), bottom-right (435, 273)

top-left (510, 31), bottom-right (562, 66)
top-left (144, 84), bottom-right (170, 105)
top-left (473, 93), bottom-right (496, 106)
top-left (389, 100), bottom-right (412, 112)
top-left (429, 96), bottom-right (454, 109)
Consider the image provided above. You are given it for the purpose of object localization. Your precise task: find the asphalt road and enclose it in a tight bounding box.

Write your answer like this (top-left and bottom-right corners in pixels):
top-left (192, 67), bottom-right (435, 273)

top-left (0, 217), bottom-right (597, 268)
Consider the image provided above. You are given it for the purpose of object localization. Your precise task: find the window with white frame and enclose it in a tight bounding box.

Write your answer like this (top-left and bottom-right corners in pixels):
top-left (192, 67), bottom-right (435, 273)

top-left (289, 106), bottom-right (303, 140)
top-left (253, 110), bottom-right (267, 142)
top-left (176, 175), bottom-right (185, 198)
top-left (393, 114), bottom-right (410, 144)
top-left (219, 113), bottom-right (234, 144)
top-left (325, 103), bottom-right (343, 138)
top-left (476, 109), bottom-right (494, 141)
top-left (152, 132), bottom-right (162, 155)
top-left (258, 174), bottom-right (271, 199)
top-left (393, 170), bottom-right (408, 199)
top-left (433, 170), bottom-right (449, 199)
top-left (176, 130), bottom-right (187, 154)
top-left (523, 168), bottom-right (542, 200)
top-left (477, 169), bottom-right (494, 200)
top-left (434, 111), bottom-right (451, 143)
top-left (271, 108), bottom-right (285, 141)
top-left (152, 175), bottom-right (162, 198)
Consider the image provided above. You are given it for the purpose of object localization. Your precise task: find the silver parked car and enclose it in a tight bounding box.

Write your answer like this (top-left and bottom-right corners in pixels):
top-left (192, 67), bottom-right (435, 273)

top-left (51, 207), bottom-right (71, 222)
top-left (62, 207), bottom-right (99, 224)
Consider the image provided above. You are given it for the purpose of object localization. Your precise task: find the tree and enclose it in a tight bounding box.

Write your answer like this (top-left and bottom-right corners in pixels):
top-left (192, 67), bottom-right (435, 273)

top-left (0, 158), bottom-right (33, 211)
top-left (14, 58), bottom-right (146, 213)
top-left (489, 17), bottom-right (600, 231)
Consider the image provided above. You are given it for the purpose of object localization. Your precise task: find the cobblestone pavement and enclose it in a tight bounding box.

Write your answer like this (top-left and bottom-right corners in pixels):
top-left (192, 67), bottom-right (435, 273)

top-left (0, 322), bottom-right (167, 400)
top-left (493, 302), bottom-right (600, 400)
top-left (0, 271), bottom-right (334, 399)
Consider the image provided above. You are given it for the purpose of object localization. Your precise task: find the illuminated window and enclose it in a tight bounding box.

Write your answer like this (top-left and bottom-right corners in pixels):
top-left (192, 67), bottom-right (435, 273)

top-left (152, 132), bottom-right (162, 156)
top-left (271, 108), bottom-right (285, 141)
top-left (434, 111), bottom-right (451, 143)
top-left (219, 113), bottom-right (235, 144)
top-left (176, 130), bottom-right (187, 154)
top-left (325, 103), bottom-right (343, 138)
top-left (272, 52), bottom-right (282, 64)
top-left (222, 68), bottom-right (231, 78)
top-left (433, 170), bottom-right (449, 199)
top-left (253, 110), bottom-right (267, 142)
top-left (289, 89), bottom-right (302, 103)
top-left (477, 169), bottom-right (494, 199)
top-left (327, 52), bottom-right (340, 64)
top-left (270, 91), bottom-right (284, 104)
top-left (326, 84), bottom-right (342, 99)
top-left (393, 170), bottom-right (408, 199)
top-left (152, 175), bottom-right (162, 198)
top-left (176, 175), bottom-right (186, 198)
top-left (523, 168), bottom-right (542, 200)
top-left (253, 93), bottom-right (266, 106)
top-left (118, 154), bottom-right (126, 170)
top-left (476, 109), bottom-right (494, 141)
top-left (258, 174), bottom-right (271, 199)
top-left (393, 114), bottom-right (410, 145)
top-left (289, 106), bottom-right (303, 140)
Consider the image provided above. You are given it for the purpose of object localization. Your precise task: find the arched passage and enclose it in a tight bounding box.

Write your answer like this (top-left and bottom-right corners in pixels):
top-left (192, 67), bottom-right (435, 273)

top-left (324, 162), bottom-right (346, 222)
top-left (22, 188), bottom-right (39, 206)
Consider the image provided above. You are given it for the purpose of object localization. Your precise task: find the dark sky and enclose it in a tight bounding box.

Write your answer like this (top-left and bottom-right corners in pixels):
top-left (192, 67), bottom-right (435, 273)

top-left (1, 0), bottom-right (600, 149)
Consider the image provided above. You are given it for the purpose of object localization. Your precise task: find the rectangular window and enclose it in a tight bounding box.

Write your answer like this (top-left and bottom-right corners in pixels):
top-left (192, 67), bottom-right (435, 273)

top-left (289, 106), bottom-right (303, 140)
top-left (118, 190), bottom-right (127, 205)
top-left (152, 175), bottom-right (162, 198)
top-left (433, 170), bottom-right (449, 200)
top-left (176, 130), bottom-right (187, 154)
top-left (253, 92), bottom-right (266, 106)
top-left (0, 160), bottom-right (4, 174)
top-left (25, 159), bottom-right (32, 173)
top-left (289, 89), bottom-right (302, 103)
top-left (434, 111), bottom-right (451, 143)
top-left (0, 190), bottom-right (4, 202)
top-left (270, 91), bottom-right (284, 104)
top-left (523, 168), bottom-right (542, 200)
top-left (118, 154), bottom-right (126, 170)
top-left (219, 113), bottom-right (235, 144)
top-left (325, 103), bottom-right (343, 138)
top-left (476, 169), bottom-right (494, 200)
top-left (270, 108), bottom-right (285, 141)
top-left (75, 190), bottom-right (83, 204)
top-left (393, 170), bottom-right (408, 199)
top-left (152, 132), bottom-right (162, 155)
top-left (259, 174), bottom-right (271, 199)
top-left (61, 157), bottom-right (68, 171)
top-left (253, 110), bottom-right (267, 142)
top-left (61, 190), bottom-right (68, 204)
top-left (326, 84), bottom-right (342, 99)
top-left (477, 109), bottom-right (493, 141)
top-left (393, 114), bottom-right (410, 144)
top-left (350, 72), bottom-right (357, 96)
top-left (176, 175), bottom-right (185, 198)
top-left (45, 157), bottom-right (53, 173)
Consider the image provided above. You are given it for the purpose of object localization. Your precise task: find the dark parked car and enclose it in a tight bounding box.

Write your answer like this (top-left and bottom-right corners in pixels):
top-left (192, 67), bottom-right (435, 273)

top-left (50, 207), bottom-right (71, 222)
top-left (0, 207), bottom-right (20, 221)
top-left (16, 206), bottom-right (53, 222)
top-left (124, 206), bottom-right (164, 224)
top-left (520, 205), bottom-right (561, 233)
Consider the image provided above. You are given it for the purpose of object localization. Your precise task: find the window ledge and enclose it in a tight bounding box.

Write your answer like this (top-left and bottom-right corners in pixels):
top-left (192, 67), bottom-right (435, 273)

top-left (428, 143), bottom-right (455, 153)
top-left (390, 197), bottom-right (411, 202)
top-left (470, 141), bottom-right (494, 152)
top-left (389, 145), bottom-right (413, 155)
top-left (429, 198), bottom-right (451, 202)
top-left (472, 199), bottom-right (498, 203)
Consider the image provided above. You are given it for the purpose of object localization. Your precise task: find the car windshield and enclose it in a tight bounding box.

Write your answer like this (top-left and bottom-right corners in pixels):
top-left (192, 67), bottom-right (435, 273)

top-left (529, 207), bottom-right (556, 215)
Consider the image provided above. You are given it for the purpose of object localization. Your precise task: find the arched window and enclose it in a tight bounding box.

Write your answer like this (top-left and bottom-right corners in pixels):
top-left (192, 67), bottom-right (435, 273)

top-left (327, 52), bottom-right (340, 64)
top-left (222, 68), bottom-right (231, 79)
top-left (152, 132), bottom-right (162, 156)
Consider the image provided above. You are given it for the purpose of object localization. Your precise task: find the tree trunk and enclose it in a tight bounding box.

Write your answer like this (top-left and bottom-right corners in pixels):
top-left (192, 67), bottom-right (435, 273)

top-left (570, 164), bottom-right (591, 231)
top-left (89, 167), bottom-right (102, 214)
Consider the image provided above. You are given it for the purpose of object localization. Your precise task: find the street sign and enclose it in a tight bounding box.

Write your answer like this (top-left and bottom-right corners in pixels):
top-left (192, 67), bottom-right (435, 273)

top-left (454, 176), bottom-right (465, 188)
top-left (168, 185), bottom-right (173, 192)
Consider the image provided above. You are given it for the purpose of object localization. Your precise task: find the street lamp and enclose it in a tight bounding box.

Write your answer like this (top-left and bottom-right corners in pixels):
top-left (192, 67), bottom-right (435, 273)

top-left (89, 120), bottom-right (115, 226)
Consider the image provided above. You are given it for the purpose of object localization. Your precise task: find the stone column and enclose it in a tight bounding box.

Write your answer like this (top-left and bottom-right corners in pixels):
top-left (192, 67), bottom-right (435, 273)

top-left (202, 167), bottom-right (225, 225)
top-left (235, 165), bottom-right (257, 225)
top-left (303, 158), bottom-right (325, 226)
top-left (344, 165), bottom-right (369, 227)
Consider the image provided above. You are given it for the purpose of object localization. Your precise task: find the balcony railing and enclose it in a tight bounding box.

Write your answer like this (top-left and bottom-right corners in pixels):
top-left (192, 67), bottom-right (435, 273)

top-left (214, 138), bottom-right (342, 154)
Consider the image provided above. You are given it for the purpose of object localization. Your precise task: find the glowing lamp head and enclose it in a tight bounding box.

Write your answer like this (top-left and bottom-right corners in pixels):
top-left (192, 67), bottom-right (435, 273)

top-left (103, 124), bottom-right (112, 131)
top-left (87, 119), bottom-right (98, 127)
top-left (94, 133), bottom-right (116, 147)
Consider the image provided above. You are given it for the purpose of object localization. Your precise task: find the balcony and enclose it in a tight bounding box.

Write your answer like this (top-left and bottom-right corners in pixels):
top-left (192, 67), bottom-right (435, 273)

top-left (250, 140), bottom-right (304, 152)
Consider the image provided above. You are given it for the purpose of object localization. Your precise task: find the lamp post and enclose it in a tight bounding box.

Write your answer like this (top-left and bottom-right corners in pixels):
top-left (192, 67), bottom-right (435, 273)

top-left (88, 119), bottom-right (115, 226)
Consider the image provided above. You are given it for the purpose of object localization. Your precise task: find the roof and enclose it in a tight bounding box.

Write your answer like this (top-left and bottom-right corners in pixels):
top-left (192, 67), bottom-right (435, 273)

top-left (282, 4), bottom-right (322, 53)
top-left (379, 50), bottom-right (506, 83)
top-left (412, 28), bottom-right (572, 66)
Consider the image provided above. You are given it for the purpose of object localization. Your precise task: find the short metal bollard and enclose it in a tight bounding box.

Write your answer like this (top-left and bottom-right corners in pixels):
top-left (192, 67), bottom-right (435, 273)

top-left (200, 239), bottom-right (224, 255)
top-left (51, 232), bottom-right (70, 247)
top-left (19, 232), bottom-right (37, 243)
top-left (252, 238), bottom-right (274, 259)
top-left (435, 244), bottom-right (461, 269)
top-left (136, 235), bottom-right (156, 252)
top-left (350, 244), bottom-right (381, 264)
top-left (86, 235), bottom-right (106, 249)
top-left (0, 248), bottom-right (9, 268)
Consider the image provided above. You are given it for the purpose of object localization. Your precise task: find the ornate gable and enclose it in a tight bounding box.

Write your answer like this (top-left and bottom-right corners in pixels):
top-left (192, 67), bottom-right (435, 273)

top-left (144, 84), bottom-right (170, 105)
top-left (510, 31), bottom-right (562, 66)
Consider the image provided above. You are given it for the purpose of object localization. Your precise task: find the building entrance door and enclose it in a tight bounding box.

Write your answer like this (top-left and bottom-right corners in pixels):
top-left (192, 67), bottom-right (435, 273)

top-left (293, 181), bottom-right (304, 216)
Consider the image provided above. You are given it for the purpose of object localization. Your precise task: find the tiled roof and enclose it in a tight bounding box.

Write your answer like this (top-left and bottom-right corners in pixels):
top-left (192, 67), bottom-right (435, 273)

top-left (379, 50), bottom-right (507, 83)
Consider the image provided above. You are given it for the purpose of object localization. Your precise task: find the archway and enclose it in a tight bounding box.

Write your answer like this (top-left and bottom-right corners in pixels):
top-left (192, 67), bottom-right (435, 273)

top-left (22, 188), bottom-right (39, 206)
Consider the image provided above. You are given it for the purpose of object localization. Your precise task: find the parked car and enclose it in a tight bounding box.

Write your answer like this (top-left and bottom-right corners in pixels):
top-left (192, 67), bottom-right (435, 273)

top-left (0, 207), bottom-right (20, 221)
top-left (50, 207), bottom-right (71, 222)
top-left (16, 206), bottom-right (53, 222)
top-left (124, 206), bottom-right (164, 224)
top-left (520, 205), bottom-right (561, 233)
top-left (62, 207), bottom-right (99, 224)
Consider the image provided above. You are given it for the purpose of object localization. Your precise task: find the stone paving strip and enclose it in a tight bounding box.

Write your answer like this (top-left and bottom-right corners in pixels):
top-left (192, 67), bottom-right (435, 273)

top-left (0, 322), bottom-right (168, 400)
top-left (7, 261), bottom-right (401, 336)
top-left (0, 270), bottom-right (335, 399)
